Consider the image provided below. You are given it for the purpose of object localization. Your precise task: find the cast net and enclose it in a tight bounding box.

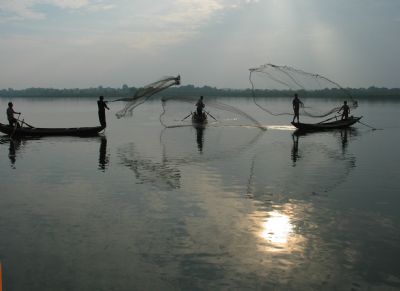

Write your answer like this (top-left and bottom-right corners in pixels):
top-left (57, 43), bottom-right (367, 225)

top-left (249, 64), bottom-right (358, 119)
top-left (114, 75), bottom-right (181, 118)
top-left (159, 96), bottom-right (266, 130)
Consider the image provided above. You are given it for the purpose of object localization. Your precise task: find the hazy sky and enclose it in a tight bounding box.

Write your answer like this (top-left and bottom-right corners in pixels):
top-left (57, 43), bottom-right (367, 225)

top-left (1, 0), bottom-right (399, 89)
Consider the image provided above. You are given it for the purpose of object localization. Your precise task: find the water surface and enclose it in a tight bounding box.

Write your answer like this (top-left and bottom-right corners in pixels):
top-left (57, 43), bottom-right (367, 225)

top-left (0, 97), bottom-right (399, 290)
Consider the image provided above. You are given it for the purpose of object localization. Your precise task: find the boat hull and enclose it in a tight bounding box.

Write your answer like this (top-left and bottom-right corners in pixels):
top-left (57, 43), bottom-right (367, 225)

top-left (0, 123), bottom-right (104, 137)
top-left (191, 112), bottom-right (207, 127)
top-left (292, 116), bottom-right (362, 131)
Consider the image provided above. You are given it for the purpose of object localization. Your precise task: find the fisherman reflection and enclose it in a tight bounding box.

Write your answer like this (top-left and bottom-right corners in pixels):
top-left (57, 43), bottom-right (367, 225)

top-left (98, 136), bottom-right (109, 171)
top-left (195, 126), bottom-right (205, 153)
top-left (291, 133), bottom-right (301, 165)
top-left (340, 129), bottom-right (348, 154)
top-left (8, 138), bottom-right (21, 168)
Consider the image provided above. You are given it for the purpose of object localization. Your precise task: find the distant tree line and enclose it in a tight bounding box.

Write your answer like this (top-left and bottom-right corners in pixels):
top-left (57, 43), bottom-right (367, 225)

top-left (1, 84), bottom-right (399, 99)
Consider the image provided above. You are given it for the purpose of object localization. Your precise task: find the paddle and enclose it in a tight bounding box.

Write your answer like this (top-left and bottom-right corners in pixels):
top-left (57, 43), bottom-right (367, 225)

top-left (19, 120), bottom-right (34, 128)
top-left (317, 115), bottom-right (340, 124)
top-left (181, 112), bottom-right (193, 121)
top-left (10, 113), bottom-right (22, 137)
top-left (205, 111), bottom-right (217, 121)
top-left (357, 119), bottom-right (379, 131)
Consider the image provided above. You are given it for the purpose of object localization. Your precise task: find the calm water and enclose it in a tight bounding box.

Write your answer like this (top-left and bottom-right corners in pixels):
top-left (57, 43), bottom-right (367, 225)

top-left (0, 97), bottom-right (399, 290)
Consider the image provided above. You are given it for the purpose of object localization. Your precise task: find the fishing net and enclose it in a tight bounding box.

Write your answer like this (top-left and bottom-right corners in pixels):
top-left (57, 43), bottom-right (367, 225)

top-left (114, 75), bottom-right (180, 118)
top-left (159, 96), bottom-right (266, 130)
top-left (249, 64), bottom-right (358, 119)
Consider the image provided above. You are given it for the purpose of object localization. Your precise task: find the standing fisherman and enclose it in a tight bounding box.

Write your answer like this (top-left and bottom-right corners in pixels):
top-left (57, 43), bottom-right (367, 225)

top-left (292, 93), bottom-right (303, 123)
top-left (338, 101), bottom-right (350, 120)
top-left (97, 96), bottom-right (109, 128)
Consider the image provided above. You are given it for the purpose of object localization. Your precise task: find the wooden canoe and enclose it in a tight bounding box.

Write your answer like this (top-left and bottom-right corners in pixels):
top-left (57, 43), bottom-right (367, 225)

top-left (191, 112), bottom-right (207, 126)
top-left (0, 123), bottom-right (104, 137)
top-left (292, 116), bottom-right (362, 131)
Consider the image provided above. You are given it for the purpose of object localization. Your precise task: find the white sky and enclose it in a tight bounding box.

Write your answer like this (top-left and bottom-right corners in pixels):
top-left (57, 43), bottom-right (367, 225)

top-left (1, 0), bottom-right (399, 89)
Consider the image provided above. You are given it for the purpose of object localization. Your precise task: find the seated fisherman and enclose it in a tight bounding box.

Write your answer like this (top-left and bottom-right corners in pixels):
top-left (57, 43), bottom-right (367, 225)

top-left (7, 102), bottom-right (21, 127)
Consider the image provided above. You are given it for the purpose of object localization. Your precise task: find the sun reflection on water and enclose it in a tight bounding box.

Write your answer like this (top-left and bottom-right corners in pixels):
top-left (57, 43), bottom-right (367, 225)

top-left (260, 211), bottom-right (294, 244)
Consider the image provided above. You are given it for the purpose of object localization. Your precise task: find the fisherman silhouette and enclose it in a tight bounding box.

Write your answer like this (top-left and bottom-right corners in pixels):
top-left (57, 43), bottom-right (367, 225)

top-left (196, 96), bottom-right (205, 116)
top-left (292, 93), bottom-right (303, 123)
top-left (338, 101), bottom-right (350, 120)
top-left (97, 96), bottom-right (109, 128)
top-left (7, 102), bottom-right (21, 127)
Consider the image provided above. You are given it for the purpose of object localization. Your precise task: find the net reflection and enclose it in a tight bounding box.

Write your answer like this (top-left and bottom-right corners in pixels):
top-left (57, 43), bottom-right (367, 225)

top-left (286, 130), bottom-right (358, 193)
top-left (160, 126), bottom-right (265, 165)
top-left (117, 142), bottom-right (181, 189)
top-left (241, 129), bottom-right (362, 256)
top-left (292, 128), bottom-right (359, 162)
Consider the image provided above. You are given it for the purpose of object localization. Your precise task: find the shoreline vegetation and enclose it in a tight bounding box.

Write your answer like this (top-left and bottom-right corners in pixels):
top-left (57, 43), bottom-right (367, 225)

top-left (1, 85), bottom-right (399, 99)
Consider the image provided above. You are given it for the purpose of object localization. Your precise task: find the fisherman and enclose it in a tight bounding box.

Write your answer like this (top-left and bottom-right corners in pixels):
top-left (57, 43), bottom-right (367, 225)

top-left (292, 93), bottom-right (303, 123)
top-left (338, 101), bottom-right (350, 120)
top-left (97, 96), bottom-right (110, 128)
top-left (196, 96), bottom-right (205, 117)
top-left (7, 102), bottom-right (21, 127)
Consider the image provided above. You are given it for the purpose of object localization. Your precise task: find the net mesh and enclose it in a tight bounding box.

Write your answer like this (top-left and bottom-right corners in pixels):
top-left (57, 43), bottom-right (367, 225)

top-left (159, 96), bottom-right (266, 130)
top-left (249, 64), bottom-right (358, 118)
top-left (114, 75), bottom-right (180, 118)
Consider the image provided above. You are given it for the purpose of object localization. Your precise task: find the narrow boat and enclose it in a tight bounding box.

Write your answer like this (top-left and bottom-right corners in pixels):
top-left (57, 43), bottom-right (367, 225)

top-left (292, 116), bottom-right (362, 131)
top-left (0, 122), bottom-right (105, 137)
top-left (191, 112), bottom-right (207, 126)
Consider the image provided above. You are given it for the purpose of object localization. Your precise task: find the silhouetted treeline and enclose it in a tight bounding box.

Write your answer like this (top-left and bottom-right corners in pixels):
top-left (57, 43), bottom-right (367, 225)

top-left (1, 85), bottom-right (399, 99)
top-left (0, 85), bottom-right (135, 98)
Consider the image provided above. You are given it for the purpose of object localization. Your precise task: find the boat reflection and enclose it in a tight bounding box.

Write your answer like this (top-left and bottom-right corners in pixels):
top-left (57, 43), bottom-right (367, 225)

top-left (2, 136), bottom-right (111, 171)
top-left (195, 126), bottom-right (205, 153)
top-left (337, 128), bottom-right (358, 154)
top-left (291, 128), bottom-right (358, 166)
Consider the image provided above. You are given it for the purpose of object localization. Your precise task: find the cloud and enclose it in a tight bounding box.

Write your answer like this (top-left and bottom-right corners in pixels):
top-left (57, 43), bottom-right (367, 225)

top-left (43, 0), bottom-right (90, 9)
top-left (0, 1), bottom-right (46, 20)
top-left (0, 0), bottom-right (110, 20)
top-left (110, 0), bottom-right (255, 50)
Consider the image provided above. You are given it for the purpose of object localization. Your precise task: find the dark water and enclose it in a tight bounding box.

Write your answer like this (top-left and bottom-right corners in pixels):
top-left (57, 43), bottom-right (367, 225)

top-left (0, 97), bottom-right (399, 290)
